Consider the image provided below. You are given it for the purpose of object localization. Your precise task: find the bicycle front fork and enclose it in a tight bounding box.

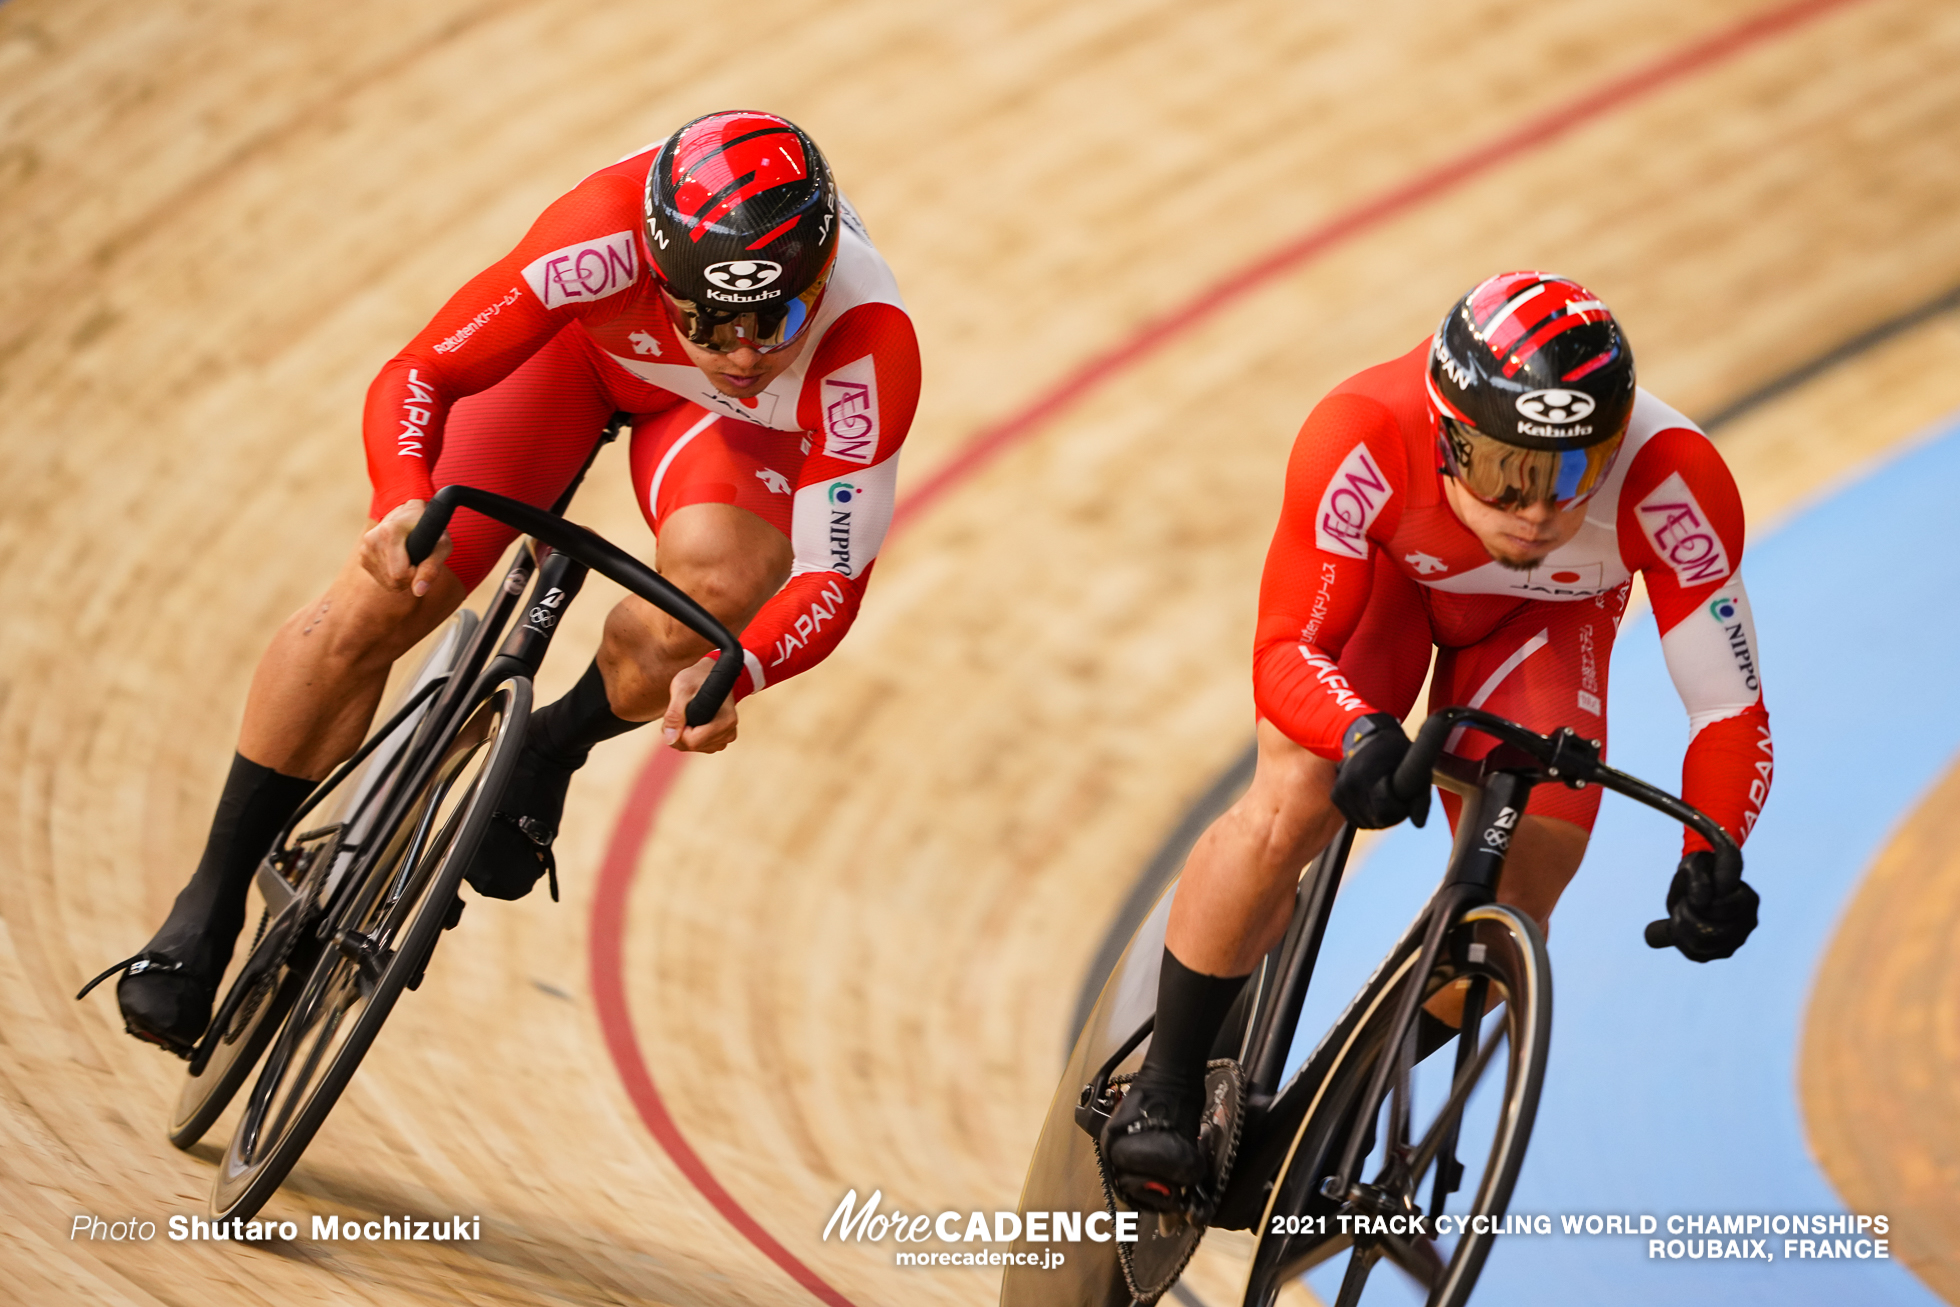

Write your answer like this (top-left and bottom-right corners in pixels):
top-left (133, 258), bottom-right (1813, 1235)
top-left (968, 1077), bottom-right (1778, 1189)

top-left (1321, 769), bottom-right (1536, 1201)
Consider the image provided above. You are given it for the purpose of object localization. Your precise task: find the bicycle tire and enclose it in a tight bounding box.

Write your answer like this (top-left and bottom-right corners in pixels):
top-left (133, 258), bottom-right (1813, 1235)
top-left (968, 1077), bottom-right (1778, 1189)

top-left (1003, 882), bottom-right (1180, 1307)
top-left (1003, 877), bottom-right (1267, 1307)
top-left (209, 673), bottom-right (529, 1222)
top-left (1244, 904), bottom-right (1550, 1307)
top-left (167, 613), bottom-right (477, 1149)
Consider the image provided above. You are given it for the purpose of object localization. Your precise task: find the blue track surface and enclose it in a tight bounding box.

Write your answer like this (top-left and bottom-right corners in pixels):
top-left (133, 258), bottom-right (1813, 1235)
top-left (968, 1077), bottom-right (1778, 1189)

top-left (1288, 416), bottom-right (1960, 1305)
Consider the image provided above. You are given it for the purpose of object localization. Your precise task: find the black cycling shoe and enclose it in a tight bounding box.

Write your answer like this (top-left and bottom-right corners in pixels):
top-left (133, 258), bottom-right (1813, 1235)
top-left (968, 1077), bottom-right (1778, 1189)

top-left (117, 955), bottom-right (218, 1055)
top-left (1101, 1073), bottom-right (1207, 1213)
top-left (464, 744), bottom-right (575, 901)
top-left (75, 943), bottom-right (224, 1057)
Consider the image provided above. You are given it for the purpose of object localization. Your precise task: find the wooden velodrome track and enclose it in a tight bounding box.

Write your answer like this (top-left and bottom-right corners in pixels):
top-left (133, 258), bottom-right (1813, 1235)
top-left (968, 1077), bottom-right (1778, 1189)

top-left (5, 0), bottom-right (1960, 1303)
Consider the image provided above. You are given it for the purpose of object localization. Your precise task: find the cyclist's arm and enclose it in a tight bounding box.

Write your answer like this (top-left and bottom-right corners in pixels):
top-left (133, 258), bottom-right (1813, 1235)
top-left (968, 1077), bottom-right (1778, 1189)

top-left (1251, 395), bottom-right (1410, 759)
top-left (361, 173), bottom-right (648, 518)
top-left (1619, 426), bottom-right (1773, 852)
top-left (724, 303), bottom-right (921, 699)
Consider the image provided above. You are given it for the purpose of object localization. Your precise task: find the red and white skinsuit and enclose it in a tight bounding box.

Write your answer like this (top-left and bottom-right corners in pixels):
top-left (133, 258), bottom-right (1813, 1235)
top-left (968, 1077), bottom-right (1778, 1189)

top-left (360, 142), bottom-right (921, 701)
top-left (1256, 344), bottom-right (1773, 852)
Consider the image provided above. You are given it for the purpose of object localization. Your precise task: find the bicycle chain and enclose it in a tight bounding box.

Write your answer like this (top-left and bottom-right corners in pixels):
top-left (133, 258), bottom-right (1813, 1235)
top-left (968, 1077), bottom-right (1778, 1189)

top-left (216, 838), bottom-right (335, 1044)
top-left (1093, 1058), bottom-right (1247, 1306)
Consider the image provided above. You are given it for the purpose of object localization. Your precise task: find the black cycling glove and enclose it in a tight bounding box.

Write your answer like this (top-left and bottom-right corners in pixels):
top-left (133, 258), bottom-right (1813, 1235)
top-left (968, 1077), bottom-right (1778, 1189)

top-left (1662, 849), bottom-right (1760, 962)
top-left (1331, 713), bottom-right (1429, 830)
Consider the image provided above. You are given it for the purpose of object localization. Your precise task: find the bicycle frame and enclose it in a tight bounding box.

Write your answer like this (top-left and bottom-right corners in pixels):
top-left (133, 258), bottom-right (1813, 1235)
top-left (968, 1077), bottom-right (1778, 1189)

top-left (1238, 709), bottom-right (1739, 1262)
top-left (1076, 706), bottom-right (1742, 1235)
top-left (185, 412), bottom-right (746, 1068)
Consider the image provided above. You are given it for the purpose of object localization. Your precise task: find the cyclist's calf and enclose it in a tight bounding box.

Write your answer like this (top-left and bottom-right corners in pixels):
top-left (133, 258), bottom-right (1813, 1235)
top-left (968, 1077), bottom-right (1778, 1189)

top-left (240, 540), bottom-right (468, 780)
top-left (1166, 721), bottom-right (1346, 977)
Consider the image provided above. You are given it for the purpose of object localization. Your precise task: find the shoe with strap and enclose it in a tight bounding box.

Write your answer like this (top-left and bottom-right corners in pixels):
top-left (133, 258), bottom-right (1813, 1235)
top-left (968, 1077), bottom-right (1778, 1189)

top-left (77, 937), bottom-right (226, 1057)
top-left (1101, 1069), bottom-right (1208, 1213)
top-left (464, 744), bottom-right (576, 901)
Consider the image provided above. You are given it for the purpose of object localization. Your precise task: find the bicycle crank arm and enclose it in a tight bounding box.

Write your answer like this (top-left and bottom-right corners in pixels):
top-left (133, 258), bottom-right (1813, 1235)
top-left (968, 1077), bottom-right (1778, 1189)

top-left (333, 930), bottom-right (390, 996)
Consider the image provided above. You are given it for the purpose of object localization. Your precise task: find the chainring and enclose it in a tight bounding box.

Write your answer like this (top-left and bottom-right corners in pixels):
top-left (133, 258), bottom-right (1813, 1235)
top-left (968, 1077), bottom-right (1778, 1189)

top-left (1094, 1058), bottom-right (1247, 1305)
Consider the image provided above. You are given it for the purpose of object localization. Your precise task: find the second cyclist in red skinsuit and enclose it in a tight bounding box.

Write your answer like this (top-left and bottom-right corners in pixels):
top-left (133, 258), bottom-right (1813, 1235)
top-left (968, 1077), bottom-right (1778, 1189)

top-left (365, 127), bottom-right (918, 700)
top-left (1101, 272), bottom-right (1771, 1213)
top-left (107, 111), bottom-right (919, 1054)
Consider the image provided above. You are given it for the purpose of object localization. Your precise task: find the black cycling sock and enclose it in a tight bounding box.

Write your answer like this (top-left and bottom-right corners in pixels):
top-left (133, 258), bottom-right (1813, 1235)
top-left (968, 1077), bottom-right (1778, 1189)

top-left (1137, 948), bottom-right (1249, 1097)
top-left (527, 659), bottom-right (645, 768)
top-left (150, 754), bottom-right (316, 976)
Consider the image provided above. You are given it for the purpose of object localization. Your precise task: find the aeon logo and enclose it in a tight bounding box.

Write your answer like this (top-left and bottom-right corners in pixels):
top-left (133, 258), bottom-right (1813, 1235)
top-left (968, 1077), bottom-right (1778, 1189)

top-left (1515, 389), bottom-right (1596, 424)
top-left (703, 260), bottom-right (783, 292)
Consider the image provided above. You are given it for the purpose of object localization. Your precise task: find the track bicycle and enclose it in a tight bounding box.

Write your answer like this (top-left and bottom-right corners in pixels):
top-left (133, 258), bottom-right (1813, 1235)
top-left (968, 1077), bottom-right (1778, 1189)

top-left (85, 416), bottom-right (742, 1223)
top-left (1001, 706), bottom-right (1743, 1307)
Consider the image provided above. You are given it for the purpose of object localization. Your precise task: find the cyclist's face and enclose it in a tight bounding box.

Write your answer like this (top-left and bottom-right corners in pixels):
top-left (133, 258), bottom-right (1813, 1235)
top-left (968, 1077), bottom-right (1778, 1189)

top-left (677, 328), bottom-right (810, 399)
top-left (1441, 474), bottom-right (1589, 570)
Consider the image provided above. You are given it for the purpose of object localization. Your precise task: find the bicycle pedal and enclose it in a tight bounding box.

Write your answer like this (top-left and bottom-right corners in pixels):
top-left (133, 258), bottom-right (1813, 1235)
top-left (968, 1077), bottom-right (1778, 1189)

top-left (1074, 1082), bottom-right (1120, 1139)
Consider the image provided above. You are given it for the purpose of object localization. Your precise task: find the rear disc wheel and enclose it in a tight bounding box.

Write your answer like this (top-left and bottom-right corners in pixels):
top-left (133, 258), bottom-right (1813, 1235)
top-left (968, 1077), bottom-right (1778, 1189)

top-left (167, 612), bottom-right (476, 1149)
top-left (209, 676), bottom-right (527, 1222)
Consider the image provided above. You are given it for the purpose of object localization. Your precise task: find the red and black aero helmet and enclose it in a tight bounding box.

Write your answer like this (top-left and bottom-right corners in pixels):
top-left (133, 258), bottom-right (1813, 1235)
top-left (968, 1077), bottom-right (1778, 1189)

top-left (1426, 271), bottom-right (1637, 509)
top-left (645, 110), bottom-right (839, 353)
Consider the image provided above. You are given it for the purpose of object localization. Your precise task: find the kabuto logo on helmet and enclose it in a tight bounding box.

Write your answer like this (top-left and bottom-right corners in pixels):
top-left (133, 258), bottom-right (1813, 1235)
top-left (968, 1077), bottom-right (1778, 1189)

top-left (703, 260), bottom-right (784, 293)
top-left (1428, 271), bottom-right (1637, 508)
top-left (645, 110), bottom-right (840, 332)
top-left (1515, 389), bottom-right (1596, 424)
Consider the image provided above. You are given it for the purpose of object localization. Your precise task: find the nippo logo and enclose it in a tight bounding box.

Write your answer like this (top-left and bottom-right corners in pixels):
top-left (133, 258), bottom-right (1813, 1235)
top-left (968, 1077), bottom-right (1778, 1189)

top-left (827, 481), bottom-right (861, 505)
top-left (1515, 389), bottom-right (1596, 424)
top-left (703, 260), bottom-right (783, 292)
top-left (1709, 595), bottom-right (1739, 621)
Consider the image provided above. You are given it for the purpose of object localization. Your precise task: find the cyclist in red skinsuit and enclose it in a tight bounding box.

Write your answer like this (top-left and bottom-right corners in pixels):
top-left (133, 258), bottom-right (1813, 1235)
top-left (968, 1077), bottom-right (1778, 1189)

top-left (365, 129), bottom-right (916, 697)
top-left (1253, 349), bottom-right (1770, 847)
top-left (1102, 272), bottom-right (1770, 1211)
top-left (105, 112), bottom-right (920, 1054)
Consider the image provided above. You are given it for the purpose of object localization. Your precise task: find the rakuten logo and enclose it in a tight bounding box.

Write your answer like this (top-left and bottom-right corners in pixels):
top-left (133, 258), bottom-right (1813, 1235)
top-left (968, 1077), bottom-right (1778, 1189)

top-left (522, 230), bottom-right (640, 309)
top-left (1314, 444), bottom-right (1392, 560)
top-left (1636, 473), bottom-right (1731, 587)
top-left (820, 355), bottom-right (879, 465)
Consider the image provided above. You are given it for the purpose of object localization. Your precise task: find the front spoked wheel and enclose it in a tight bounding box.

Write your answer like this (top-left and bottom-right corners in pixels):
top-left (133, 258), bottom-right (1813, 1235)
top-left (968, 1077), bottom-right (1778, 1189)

top-left (1246, 904), bottom-right (1550, 1307)
top-left (210, 675), bottom-right (529, 1222)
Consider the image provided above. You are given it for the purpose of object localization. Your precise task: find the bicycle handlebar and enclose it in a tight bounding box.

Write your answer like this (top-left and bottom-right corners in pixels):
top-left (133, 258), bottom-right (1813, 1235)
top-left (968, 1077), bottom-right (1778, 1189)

top-left (405, 485), bottom-right (743, 728)
top-left (1390, 706), bottom-right (1743, 952)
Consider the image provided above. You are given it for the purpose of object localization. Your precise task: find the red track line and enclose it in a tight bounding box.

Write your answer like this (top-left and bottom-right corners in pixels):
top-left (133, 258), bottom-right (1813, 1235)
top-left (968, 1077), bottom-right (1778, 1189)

top-left (890, 0), bottom-right (1867, 534)
top-left (587, 1), bottom-right (1869, 1301)
top-left (590, 746), bottom-right (859, 1307)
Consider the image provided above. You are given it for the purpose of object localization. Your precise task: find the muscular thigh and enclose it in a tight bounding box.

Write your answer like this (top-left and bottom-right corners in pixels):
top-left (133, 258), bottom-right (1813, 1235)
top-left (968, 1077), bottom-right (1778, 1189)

top-left (627, 403), bottom-right (808, 539)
